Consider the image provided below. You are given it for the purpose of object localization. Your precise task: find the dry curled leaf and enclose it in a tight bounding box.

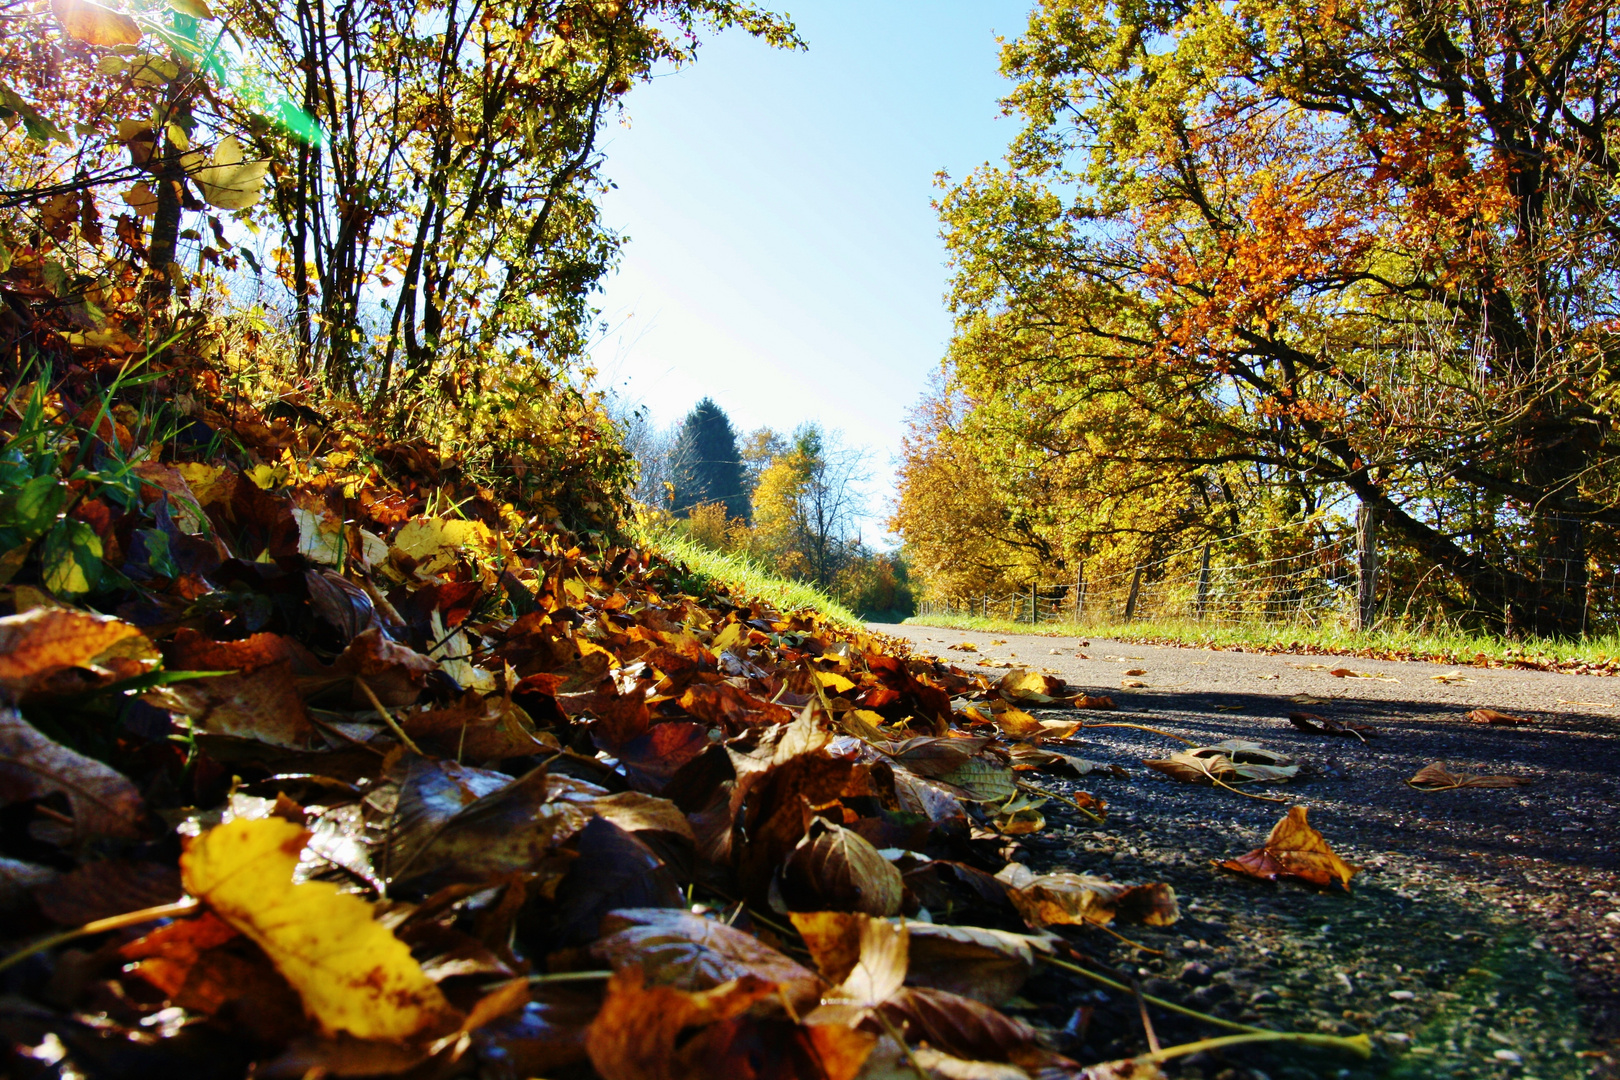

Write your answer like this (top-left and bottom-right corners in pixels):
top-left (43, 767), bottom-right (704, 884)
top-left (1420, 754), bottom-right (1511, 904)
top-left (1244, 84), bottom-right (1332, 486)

top-left (1466, 708), bottom-right (1532, 726)
top-left (1406, 761), bottom-right (1533, 790)
top-left (780, 819), bottom-right (903, 916)
top-left (1218, 805), bottom-right (1358, 890)
top-left (180, 816), bottom-right (457, 1040)
top-left (1287, 711), bottom-right (1379, 740)
top-left (1143, 740), bottom-right (1298, 785)
top-left (994, 862), bottom-right (1178, 928)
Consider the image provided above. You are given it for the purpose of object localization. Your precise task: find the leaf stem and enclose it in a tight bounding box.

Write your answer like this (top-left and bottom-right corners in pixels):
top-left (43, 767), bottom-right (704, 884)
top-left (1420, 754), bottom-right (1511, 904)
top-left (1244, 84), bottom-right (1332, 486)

top-left (0, 898), bottom-right (201, 975)
top-left (526, 970), bottom-right (614, 984)
top-left (356, 677), bottom-right (425, 755)
top-left (1118, 1030), bottom-right (1372, 1065)
top-left (1015, 779), bottom-right (1104, 823)
top-left (1079, 721), bottom-right (1196, 743)
top-left (1040, 954), bottom-right (1271, 1034)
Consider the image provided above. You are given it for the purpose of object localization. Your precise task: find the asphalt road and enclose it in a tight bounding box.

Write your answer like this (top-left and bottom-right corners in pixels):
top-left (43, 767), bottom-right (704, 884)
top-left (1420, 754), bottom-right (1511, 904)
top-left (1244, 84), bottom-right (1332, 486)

top-left (870, 622), bottom-right (1620, 1077)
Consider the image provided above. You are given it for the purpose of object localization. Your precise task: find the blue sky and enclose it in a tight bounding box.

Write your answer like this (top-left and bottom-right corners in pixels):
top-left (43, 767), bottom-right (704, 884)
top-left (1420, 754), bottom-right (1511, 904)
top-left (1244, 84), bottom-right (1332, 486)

top-left (589, 0), bottom-right (1032, 542)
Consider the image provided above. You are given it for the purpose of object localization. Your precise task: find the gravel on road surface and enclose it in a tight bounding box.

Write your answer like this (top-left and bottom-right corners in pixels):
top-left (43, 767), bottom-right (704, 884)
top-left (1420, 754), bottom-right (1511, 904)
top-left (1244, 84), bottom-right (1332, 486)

top-left (870, 622), bottom-right (1620, 1080)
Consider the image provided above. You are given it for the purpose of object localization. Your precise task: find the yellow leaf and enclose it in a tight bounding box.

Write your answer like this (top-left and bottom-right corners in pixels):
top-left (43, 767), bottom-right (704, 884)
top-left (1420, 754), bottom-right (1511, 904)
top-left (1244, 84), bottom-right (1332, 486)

top-left (121, 181), bottom-right (157, 217)
top-left (393, 517), bottom-right (494, 574)
top-left (815, 669), bottom-right (856, 694)
top-left (52, 0), bottom-right (141, 46)
top-left (180, 817), bottom-right (457, 1040)
top-left (168, 0), bottom-right (212, 16)
top-left (182, 135), bottom-right (269, 210)
top-left (711, 621), bottom-right (744, 651)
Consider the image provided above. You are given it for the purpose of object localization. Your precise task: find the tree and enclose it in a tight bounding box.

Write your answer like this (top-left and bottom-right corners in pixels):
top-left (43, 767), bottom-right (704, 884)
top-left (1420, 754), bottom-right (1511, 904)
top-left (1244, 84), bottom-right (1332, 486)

top-left (739, 426), bottom-right (787, 500)
top-left (751, 423), bottom-right (866, 588)
top-left (669, 397), bottom-right (749, 520)
top-left (609, 396), bottom-right (675, 508)
top-left (936, 0), bottom-right (1620, 636)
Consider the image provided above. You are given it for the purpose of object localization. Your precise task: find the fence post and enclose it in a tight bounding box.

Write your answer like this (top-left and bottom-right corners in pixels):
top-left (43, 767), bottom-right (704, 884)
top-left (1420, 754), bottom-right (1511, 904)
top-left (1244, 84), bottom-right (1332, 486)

top-left (1123, 565), bottom-right (1143, 620)
top-left (1029, 583), bottom-right (1037, 624)
top-left (1195, 543), bottom-right (1212, 620)
top-left (1356, 504), bottom-right (1379, 630)
top-left (1074, 567), bottom-right (1084, 623)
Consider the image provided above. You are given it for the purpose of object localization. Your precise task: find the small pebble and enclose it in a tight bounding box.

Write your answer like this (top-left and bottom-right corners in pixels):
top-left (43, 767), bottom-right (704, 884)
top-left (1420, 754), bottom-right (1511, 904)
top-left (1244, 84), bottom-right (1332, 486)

top-left (1493, 1049), bottom-right (1522, 1063)
top-left (1388, 990), bottom-right (1416, 1001)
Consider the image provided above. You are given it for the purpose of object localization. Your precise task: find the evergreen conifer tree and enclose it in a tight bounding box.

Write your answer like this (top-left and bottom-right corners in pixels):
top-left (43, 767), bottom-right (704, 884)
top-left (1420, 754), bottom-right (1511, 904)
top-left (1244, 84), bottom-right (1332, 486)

top-left (669, 398), bottom-right (750, 521)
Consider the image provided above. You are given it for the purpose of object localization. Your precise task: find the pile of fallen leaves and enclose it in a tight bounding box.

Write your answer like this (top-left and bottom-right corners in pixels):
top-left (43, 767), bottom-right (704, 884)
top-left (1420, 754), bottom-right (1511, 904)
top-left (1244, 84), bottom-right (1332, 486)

top-left (0, 420), bottom-right (1258, 1079)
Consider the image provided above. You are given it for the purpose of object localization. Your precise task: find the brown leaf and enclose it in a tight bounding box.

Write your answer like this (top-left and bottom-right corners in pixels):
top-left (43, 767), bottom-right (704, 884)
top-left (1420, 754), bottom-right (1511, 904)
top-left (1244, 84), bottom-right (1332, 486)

top-left (877, 986), bottom-right (1059, 1068)
top-left (780, 819), bottom-right (903, 916)
top-left (1466, 708), bottom-right (1532, 726)
top-left (1287, 712), bottom-right (1379, 739)
top-left (994, 862), bottom-right (1178, 928)
top-left (1122, 668), bottom-right (1147, 677)
top-left (586, 965), bottom-right (774, 1075)
top-left (1217, 805), bottom-right (1359, 890)
top-left (903, 923), bottom-right (1046, 1005)
top-left (157, 630), bottom-right (316, 749)
top-left (327, 626), bottom-right (437, 707)
top-left (592, 908), bottom-right (824, 1010)
top-left (1406, 761), bottom-right (1533, 790)
top-left (878, 735), bottom-right (993, 777)
top-left (0, 705), bottom-right (143, 840)
top-left (1072, 694), bottom-right (1116, 710)
top-left (0, 608), bottom-right (158, 698)
top-left (32, 858), bottom-right (180, 924)
top-left (679, 682), bottom-right (792, 728)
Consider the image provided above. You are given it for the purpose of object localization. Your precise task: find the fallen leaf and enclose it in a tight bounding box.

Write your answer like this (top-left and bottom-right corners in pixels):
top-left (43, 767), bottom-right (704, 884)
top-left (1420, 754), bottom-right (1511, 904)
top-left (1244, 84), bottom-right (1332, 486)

top-left (1431, 671), bottom-right (1472, 684)
top-left (1123, 668), bottom-right (1147, 677)
top-left (780, 819), bottom-right (903, 916)
top-left (1217, 805), bottom-right (1358, 890)
top-left (1287, 712), bottom-right (1379, 740)
top-left (1072, 694), bottom-right (1115, 710)
top-left (1406, 762), bottom-right (1533, 790)
top-left (994, 862), bottom-right (1178, 928)
top-left (903, 923), bottom-right (1049, 1005)
top-left (583, 967), bottom-right (780, 1080)
top-left (0, 607), bottom-right (159, 698)
top-left (593, 908), bottom-right (823, 1009)
top-left (1144, 740), bottom-right (1298, 785)
top-left (0, 705), bottom-right (144, 840)
top-left (997, 669), bottom-right (1064, 704)
top-left (1466, 708), bottom-right (1532, 726)
top-left (180, 815), bottom-right (457, 1040)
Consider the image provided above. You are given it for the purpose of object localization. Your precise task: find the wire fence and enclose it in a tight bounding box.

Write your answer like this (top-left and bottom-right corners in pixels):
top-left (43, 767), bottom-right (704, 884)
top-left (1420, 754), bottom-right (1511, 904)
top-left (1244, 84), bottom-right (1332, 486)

top-left (916, 514), bottom-right (1620, 637)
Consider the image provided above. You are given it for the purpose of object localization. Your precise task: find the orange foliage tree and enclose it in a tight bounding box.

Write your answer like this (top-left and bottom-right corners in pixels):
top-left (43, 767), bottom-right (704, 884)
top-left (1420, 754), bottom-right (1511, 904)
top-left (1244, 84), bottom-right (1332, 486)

top-left (931, 0), bottom-right (1620, 636)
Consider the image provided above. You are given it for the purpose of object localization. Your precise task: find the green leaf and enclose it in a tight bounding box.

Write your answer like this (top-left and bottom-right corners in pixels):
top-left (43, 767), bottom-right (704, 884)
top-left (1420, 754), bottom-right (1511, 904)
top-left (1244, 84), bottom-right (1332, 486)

top-left (0, 475), bottom-right (68, 543)
top-left (42, 519), bottom-right (104, 598)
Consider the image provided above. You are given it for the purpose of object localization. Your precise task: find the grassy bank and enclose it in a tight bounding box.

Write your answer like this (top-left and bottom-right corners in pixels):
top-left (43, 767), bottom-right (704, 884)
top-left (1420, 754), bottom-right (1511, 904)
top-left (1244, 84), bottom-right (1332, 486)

top-left (902, 613), bottom-right (1620, 673)
top-left (642, 529), bottom-right (863, 629)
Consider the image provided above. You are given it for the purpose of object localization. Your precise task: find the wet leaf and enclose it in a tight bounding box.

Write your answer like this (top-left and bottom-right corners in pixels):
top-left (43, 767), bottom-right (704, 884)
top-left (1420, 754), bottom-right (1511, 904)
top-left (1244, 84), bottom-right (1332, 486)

top-left (1217, 805), bottom-right (1359, 890)
top-left (180, 816), bottom-right (458, 1039)
top-left (1406, 762), bottom-right (1533, 790)
top-left (0, 705), bottom-right (144, 840)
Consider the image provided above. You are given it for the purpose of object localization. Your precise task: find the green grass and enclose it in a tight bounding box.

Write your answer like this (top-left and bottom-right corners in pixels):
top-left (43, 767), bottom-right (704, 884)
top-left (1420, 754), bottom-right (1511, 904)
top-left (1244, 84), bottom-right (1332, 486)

top-left (640, 528), bottom-right (863, 629)
top-left (901, 612), bottom-right (1620, 671)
